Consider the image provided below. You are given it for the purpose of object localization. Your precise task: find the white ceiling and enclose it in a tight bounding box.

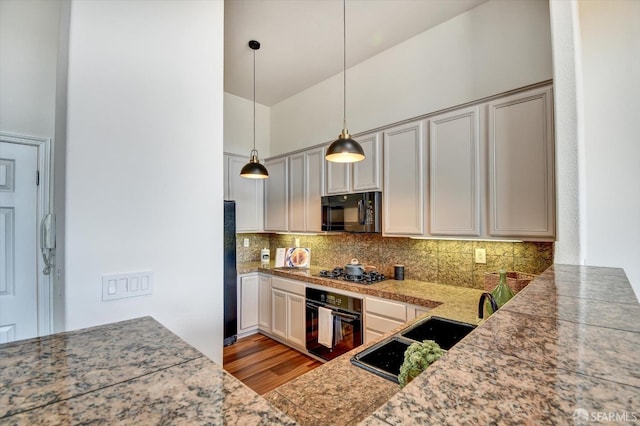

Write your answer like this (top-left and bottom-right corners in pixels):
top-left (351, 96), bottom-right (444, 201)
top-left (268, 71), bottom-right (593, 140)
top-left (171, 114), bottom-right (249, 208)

top-left (224, 0), bottom-right (489, 106)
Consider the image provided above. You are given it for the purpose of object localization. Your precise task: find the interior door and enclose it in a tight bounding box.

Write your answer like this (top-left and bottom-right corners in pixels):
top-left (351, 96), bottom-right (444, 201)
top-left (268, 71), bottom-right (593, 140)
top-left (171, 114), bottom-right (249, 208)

top-left (0, 141), bottom-right (39, 343)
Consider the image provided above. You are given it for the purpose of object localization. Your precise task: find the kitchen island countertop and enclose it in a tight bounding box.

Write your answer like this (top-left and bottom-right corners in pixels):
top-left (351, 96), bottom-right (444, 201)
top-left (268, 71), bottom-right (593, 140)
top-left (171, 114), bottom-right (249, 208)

top-left (0, 316), bottom-right (295, 425)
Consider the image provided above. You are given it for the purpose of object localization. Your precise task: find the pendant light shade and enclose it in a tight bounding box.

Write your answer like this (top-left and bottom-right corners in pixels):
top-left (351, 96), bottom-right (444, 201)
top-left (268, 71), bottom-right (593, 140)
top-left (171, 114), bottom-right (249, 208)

top-left (241, 40), bottom-right (269, 179)
top-left (240, 149), bottom-right (269, 178)
top-left (326, 129), bottom-right (365, 163)
top-left (326, 0), bottom-right (365, 164)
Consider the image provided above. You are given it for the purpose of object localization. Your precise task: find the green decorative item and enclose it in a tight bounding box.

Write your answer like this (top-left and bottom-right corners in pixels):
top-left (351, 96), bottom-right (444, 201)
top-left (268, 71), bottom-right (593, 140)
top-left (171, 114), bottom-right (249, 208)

top-left (398, 340), bottom-right (444, 388)
top-left (485, 269), bottom-right (515, 316)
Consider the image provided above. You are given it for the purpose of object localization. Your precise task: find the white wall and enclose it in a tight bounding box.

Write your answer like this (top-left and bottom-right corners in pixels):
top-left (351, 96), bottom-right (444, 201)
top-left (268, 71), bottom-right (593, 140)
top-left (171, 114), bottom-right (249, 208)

top-left (579, 0), bottom-right (640, 298)
top-left (0, 0), bottom-right (59, 137)
top-left (224, 92), bottom-right (270, 158)
top-left (0, 0), bottom-right (69, 333)
top-left (65, 0), bottom-right (225, 362)
top-left (270, 0), bottom-right (552, 156)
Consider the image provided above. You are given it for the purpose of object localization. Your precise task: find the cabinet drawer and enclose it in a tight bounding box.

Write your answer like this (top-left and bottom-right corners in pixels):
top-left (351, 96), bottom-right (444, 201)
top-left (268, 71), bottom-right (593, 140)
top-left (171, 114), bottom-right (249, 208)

top-left (271, 277), bottom-right (305, 296)
top-left (365, 329), bottom-right (383, 345)
top-left (366, 313), bottom-right (404, 334)
top-left (365, 297), bottom-right (407, 321)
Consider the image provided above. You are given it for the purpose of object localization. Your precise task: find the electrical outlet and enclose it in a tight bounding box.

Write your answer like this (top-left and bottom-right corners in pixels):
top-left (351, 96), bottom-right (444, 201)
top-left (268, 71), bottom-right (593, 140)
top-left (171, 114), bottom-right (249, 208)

top-left (475, 248), bottom-right (487, 264)
top-left (243, 238), bottom-right (250, 247)
top-left (294, 238), bottom-right (300, 247)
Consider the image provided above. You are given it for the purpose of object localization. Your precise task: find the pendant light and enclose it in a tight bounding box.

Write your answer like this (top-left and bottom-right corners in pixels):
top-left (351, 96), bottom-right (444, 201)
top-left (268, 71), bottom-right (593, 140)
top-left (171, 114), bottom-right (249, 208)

top-left (325, 0), bottom-right (365, 163)
top-left (240, 40), bottom-right (269, 179)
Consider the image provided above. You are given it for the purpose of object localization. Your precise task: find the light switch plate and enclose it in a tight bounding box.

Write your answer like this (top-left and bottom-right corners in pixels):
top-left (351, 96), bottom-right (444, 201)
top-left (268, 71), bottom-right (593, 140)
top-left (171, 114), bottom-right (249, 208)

top-left (475, 248), bottom-right (487, 264)
top-left (102, 271), bottom-right (153, 301)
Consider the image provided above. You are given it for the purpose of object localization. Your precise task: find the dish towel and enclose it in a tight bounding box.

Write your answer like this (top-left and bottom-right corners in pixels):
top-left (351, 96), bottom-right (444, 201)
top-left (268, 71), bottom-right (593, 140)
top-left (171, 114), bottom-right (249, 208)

top-left (318, 306), bottom-right (333, 348)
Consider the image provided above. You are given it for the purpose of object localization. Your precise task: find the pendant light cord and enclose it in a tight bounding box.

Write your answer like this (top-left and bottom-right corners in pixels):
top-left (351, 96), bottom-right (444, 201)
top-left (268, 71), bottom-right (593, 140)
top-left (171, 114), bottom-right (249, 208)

top-left (253, 46), bottom-right (256, 151)
top-left (342, 0), bottom-right (347, 130)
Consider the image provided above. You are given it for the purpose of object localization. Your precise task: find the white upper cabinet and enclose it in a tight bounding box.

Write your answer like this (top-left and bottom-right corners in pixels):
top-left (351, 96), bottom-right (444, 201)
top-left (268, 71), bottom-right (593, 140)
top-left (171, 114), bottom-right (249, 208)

top-left (326, 160), bottom-right (350, 195)
top-left (288, 153), bottom-right (306, 232)
top-left (264, 156), bottom-right (288, 232)
top-left (429, 106), bottom-right (481, 236)
top-left (225, 154), bottom-right (264, 232)
top-left (326, 131), bottom-right (382, 194)
top-left (265, 147), bottom-right (325, 233)
top-left (353, 132), bottom-right (383, 192)
top-left (288, 147), bottom-right (325, 232)
top-left (383, 121), bottom-right (426, 236)
top-left (305, 147), bottom-right (325, 232)
top-left (487, 86), bottom-right (555, 239)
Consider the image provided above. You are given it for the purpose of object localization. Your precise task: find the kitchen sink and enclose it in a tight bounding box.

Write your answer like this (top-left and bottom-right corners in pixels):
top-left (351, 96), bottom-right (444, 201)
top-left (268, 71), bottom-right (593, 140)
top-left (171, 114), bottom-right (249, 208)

top-left (400, 316), bottom-right (476, 350)
top-left (350, 316), bottom-right (476, 383)
top-left (350, 337), bottom-right (411, 383)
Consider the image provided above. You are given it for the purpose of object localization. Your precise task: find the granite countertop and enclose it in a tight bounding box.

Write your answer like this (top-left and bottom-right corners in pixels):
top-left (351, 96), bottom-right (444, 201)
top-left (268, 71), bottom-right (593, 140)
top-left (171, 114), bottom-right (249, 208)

top-left (0, 317), bottom-right (295, 425)
top-left (239, 262), bottom-right (484, 325)
top-left (244, 263), bottom-right (640, 425)
top-left (363, 265), bottom-right (640, 425)
top-left (243, 262), bottom-right (486, 425)
top-left (3, 265), bottom-right (638, 425)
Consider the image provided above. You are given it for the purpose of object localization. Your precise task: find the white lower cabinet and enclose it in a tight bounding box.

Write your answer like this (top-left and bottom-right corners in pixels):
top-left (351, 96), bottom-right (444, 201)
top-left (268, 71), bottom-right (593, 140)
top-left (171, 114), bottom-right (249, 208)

top-left (270, 277), bottom-right (306, 350)
top-left (406, 304), bottom-right (431, 321)
top-left (238, 274), bottom-right (259, 337)
top-left (364, 296), bottom-right (432, 343)
top-left (239, 273), bottom-right (273, 337)
top-left (258, 274), bottom-right (272, 332)
top-left (271, 289), bottom-right (287, 340)
top-left (286, 293), bottom-right (306, 348)
top-left (364, 296), bottom-right (407, 344)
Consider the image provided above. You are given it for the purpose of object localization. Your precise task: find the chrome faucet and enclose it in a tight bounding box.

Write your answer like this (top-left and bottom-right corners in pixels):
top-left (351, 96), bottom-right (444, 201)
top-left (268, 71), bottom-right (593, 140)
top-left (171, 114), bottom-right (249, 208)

top-left (478, 292), bottom-right (499, 319)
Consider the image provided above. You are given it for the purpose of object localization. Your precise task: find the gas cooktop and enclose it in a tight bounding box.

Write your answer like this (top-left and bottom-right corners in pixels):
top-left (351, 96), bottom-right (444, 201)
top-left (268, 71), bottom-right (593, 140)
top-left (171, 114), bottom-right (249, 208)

top-left (318, 267), bottom-right (387, 284)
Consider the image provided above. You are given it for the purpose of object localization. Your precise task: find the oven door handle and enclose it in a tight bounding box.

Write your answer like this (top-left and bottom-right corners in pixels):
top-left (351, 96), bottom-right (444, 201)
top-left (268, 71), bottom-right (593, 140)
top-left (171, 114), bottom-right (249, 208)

top-left (306, 301), bottom-right (360, 321)
top-left (331, 311), bottom-right (359, 322)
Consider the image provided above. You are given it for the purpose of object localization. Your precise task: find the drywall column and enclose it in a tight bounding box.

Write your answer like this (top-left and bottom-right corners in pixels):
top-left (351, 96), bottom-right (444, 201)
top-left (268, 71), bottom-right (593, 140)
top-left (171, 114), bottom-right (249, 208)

top-left (548, 0), bottom-right (586, 266)
top-left (65, 0), bottom-right (225, 361)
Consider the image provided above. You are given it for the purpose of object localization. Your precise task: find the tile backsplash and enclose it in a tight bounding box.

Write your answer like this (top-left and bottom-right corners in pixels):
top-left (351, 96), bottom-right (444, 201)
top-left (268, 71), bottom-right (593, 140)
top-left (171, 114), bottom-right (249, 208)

top-left (239, 233), bottom-right (553, 290)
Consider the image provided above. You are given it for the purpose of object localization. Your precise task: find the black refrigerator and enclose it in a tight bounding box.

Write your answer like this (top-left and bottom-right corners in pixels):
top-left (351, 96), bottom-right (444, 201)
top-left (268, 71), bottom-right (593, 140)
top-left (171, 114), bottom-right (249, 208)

top-left (223, 201), bottom-right (237, 346)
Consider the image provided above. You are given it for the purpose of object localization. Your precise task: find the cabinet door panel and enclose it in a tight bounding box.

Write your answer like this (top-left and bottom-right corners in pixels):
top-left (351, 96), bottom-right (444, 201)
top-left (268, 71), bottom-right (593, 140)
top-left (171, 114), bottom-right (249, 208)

top-left (488, 87), bottom-right (555, 238)
top-left (305, 148), bottom-right (325, 232)
top-left (264, 157), bottom-right (288, 231)
top-left (353, 132), bottom-right (382, 191)
top-left (239, 275), bottom-right (259, 332)
top-left (271, 289), bottom-right (287, 340)
top-left (258, 275), bottom-right (271, 331)
top-left (429, 107), bottom-right (480, 236)
top-left (286, 293), bottom-right (306, 348)
top-left (228, 156), bottom-right (264, 232)
top-left (326, 161), bottom-right (350, 195)
top-left (288, 154), bottom-right (306, 232)
top-left (383, 121), bottom-right (425, 235)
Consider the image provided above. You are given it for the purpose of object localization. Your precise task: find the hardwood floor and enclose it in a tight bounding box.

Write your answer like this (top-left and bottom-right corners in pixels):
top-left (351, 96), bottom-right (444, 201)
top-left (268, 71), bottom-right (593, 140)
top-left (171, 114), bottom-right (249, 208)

top-left (223, 333), bottom-right (323, 395)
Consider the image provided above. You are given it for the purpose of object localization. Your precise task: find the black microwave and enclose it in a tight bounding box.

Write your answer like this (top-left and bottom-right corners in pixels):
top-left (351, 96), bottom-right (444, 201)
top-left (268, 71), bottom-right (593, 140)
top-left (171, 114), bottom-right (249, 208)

top-left (321, 191), bottom-right (382, 233)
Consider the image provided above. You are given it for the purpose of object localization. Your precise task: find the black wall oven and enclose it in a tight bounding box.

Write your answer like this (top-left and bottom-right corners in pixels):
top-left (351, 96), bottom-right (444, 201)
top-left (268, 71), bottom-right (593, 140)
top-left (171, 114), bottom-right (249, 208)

top-left (306, 287), bottom-right (363, 361)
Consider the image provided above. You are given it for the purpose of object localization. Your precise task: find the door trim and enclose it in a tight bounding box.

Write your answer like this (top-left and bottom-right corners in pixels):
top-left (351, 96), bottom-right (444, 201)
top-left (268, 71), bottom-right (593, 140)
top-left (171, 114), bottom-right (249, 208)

top-left (0, 132), bottom-right (53, 337)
